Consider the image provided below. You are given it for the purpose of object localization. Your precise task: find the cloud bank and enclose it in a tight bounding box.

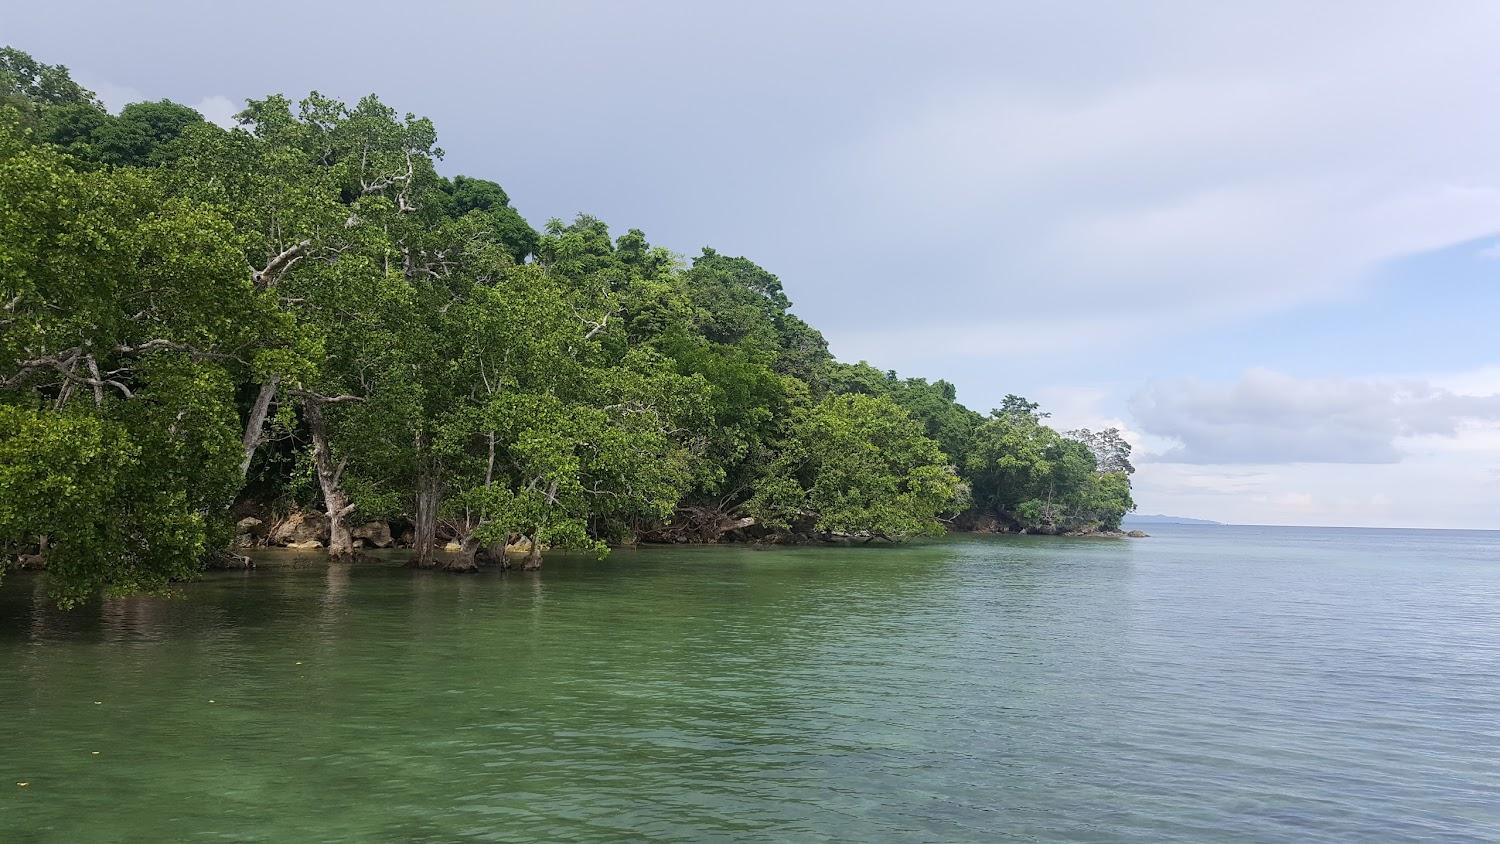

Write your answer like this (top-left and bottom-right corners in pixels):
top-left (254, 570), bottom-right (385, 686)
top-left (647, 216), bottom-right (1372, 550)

top-left (1132, 369), bottom-right (1500, 464)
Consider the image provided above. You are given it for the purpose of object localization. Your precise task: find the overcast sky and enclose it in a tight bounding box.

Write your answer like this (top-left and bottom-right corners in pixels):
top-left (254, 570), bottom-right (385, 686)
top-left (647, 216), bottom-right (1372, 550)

top-left (10, 1), bottom-right (1500, 528)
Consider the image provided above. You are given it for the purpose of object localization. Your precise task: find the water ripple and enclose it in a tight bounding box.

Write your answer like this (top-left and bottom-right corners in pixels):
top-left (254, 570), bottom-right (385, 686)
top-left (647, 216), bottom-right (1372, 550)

top-left (2, 526), bottom-right (1499, 841)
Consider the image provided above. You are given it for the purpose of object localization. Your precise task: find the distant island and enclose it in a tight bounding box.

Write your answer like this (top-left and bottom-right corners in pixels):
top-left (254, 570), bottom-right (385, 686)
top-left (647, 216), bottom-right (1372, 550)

top-left (1124, 514), bottom-right (1225, 526)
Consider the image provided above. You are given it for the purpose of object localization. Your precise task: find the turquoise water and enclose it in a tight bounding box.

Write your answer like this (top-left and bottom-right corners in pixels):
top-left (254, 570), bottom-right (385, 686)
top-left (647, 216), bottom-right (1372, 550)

top-left (3, 526), bottom-right (1498, 841)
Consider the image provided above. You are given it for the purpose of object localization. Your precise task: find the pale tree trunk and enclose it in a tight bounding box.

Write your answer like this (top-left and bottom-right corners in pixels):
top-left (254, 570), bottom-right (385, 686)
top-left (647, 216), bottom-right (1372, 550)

top-left (239, 376), bottom-right (279, 478)
top-left (523, 480), bottom-right (558, 571)
top-left (458, 531), bottom-right (482, 561)
top-left (305, 400), bottom-right (356, 560)
top-left (485, 431), bottom-right (496, 488)
top-left (451, 529), bottom-right (483, 572)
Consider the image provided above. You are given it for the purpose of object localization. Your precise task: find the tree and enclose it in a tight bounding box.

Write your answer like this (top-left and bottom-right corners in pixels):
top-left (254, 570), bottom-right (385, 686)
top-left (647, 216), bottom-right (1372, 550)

top-left (439, 174), bottom-right (538, 262)
top-left (1066, 427), bottom-right (1135, 475)
top-left (447, 346), bottom-right (704, 570)
top-left (169, 89), bottom-right (450, 560)
top-left (88, 100), bottom-right (205, 166)
top-left (966, 401), bottom-right (1136, 533)
top-left (0, 119), bottom-right (267, 603)
top-left (1, 41), bottom-right (1137, 603)
top-left (750, 393), bottom-right (965, 540)
top-left (964, 404), bottom-right (1057, 525)
top-left (1064, 428), bottom-right (1136, 530)
top-left (0, 46), bottom-right (100, 111)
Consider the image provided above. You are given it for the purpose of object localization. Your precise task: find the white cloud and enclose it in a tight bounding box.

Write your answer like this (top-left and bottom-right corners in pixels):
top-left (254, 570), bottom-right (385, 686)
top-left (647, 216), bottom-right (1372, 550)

top-left (1125, 367), bottom-right (1500, 528)
top-left (830, 314), bottom-right (1137, 364)
top-left (835, 5), bottom-right (1500, 346)
top-left (1132, 457), bottom-right (1500, 529)
top-left (1131, 369), bottom-right (1500, 465)
top-left (70, 71), bottom-right (240, 127)
top-left (80, 77), bottom-right (145, 114)
top-left (192, 95), bottom-right (241, 129)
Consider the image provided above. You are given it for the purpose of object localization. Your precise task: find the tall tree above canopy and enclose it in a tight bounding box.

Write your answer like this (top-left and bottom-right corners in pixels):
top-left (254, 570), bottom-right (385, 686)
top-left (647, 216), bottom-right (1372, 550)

top-left (0, 46), bottom-right (100, 110)
top-left (438, 175), bottom-right (538, 262)
top-left (1066, 427), bottom-right (1135, 476)
top-left (684, 248), bottom-right (831, 386)
top-left (88, 100), bottom-right (205, 167)
top-left (684, 248), bottom-right (789, 351)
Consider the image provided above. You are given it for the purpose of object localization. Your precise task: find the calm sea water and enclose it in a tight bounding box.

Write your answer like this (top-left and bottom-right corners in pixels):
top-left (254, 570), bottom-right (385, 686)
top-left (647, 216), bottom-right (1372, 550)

top-left (2, 525), bottom-right (1498, 842)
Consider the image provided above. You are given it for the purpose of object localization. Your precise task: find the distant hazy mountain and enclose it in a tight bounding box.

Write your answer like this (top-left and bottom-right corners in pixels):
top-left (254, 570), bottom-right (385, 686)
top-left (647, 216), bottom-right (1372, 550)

top-left (1123, 514), bottom-right (1224, 526)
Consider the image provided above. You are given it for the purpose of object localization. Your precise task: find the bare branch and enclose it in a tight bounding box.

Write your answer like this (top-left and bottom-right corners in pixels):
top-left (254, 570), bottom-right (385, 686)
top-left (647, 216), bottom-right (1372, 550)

top-left (85, 355), bottom-right (104, 406)
top-left (113, 339), bottom-right (245, 363)
top-left (288, 388), bottom-right (365, 405)
top-left (252, 240), bottom-right (311, 288)
top-left (240, 376), bottom-right (280, 478)
top-left (583, 314), bottom-right (609, 341)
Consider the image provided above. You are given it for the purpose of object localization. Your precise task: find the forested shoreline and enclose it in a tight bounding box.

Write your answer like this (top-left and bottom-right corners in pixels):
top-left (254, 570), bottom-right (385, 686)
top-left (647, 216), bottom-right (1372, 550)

top-left (0, 47), bottom-right (1134, 607)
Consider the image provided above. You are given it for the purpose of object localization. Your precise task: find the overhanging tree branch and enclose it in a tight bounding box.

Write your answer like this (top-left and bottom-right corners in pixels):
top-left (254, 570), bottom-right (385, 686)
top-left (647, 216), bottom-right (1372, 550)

top-left (252, 240), bottom-right (312, 288)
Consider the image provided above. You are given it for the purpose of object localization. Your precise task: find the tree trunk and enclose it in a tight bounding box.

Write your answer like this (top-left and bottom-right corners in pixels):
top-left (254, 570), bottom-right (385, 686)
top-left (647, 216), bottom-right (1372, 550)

top-left (239, 376), bottom-right (279, 478)
top-left (448, 530), bottom-right (482, 572)
top-left (305, 400), bottom-right (355, 560)
top-left (485, 431), bottom-right (496, 487)
top-left (411, 474), bottom-right (442, 567)
top-left (522, 480), bottom-right (556, 571)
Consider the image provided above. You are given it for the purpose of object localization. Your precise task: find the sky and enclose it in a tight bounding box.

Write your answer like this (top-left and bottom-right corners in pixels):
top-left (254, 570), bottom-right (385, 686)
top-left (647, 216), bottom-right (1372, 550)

top-left (9, 1), bottom-right (1500, 528)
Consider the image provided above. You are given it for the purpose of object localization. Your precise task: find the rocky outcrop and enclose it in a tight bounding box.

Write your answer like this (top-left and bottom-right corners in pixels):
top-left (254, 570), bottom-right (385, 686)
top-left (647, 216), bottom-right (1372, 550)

top-left (958, 513), bottom-right (1006, 534)
top-left (351, 520), bottom-right (393, 548)
top-left (503, 537), bottom-right (537, 561)
top-left (269, 511), bottom-right (328, 547)
top-left (638, 506), bottom-right (759, 543)
top-left (234, 517), bottom-right (264, 549)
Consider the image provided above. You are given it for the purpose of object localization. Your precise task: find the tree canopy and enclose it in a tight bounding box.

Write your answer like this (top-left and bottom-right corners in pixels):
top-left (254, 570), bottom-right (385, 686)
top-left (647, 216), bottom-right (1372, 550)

top-left (0, 46), bottom-right (1133, 605)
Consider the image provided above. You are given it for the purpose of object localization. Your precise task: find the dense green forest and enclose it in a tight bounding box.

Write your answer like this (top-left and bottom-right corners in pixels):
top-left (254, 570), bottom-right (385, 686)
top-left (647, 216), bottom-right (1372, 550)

top-left (0, 47), bottom-right (1134, 606)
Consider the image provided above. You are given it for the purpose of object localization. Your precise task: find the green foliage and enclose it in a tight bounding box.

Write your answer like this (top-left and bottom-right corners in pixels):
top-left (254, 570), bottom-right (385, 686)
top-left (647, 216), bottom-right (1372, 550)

top-left (750, 394), bottom-right (965, 539)
top-left (439, 175), bottom-right (538, 261)
top-left (0, 110), bottom-right (261, 603)
top-left (0, 46), bottom-right (100, 113)
top-left (87, 100), bottom-right (205, 166)
top-left (0, 44), bottom-right (1134, 602)
top-left (966, 404), bottom-right (1135, 532)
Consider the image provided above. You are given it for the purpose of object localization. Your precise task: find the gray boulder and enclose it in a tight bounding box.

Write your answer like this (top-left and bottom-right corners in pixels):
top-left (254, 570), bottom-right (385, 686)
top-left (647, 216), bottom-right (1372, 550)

top-left (269, 510), bottom-right (329, 546)
top-left (352, 520), bottom-right (393, 548)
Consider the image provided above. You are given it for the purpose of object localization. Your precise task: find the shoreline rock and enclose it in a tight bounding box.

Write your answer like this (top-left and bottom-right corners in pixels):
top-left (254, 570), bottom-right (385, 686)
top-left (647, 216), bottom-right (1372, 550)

top-left (269, 510), bottom-right (329, 547)
top-left (351, 521), bottom-right (393, 548)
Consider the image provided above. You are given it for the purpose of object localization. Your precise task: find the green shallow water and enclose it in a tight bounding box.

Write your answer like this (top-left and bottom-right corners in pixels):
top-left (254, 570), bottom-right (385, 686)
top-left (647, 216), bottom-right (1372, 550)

top-left (3, 526), bottom-right (1499, 842)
